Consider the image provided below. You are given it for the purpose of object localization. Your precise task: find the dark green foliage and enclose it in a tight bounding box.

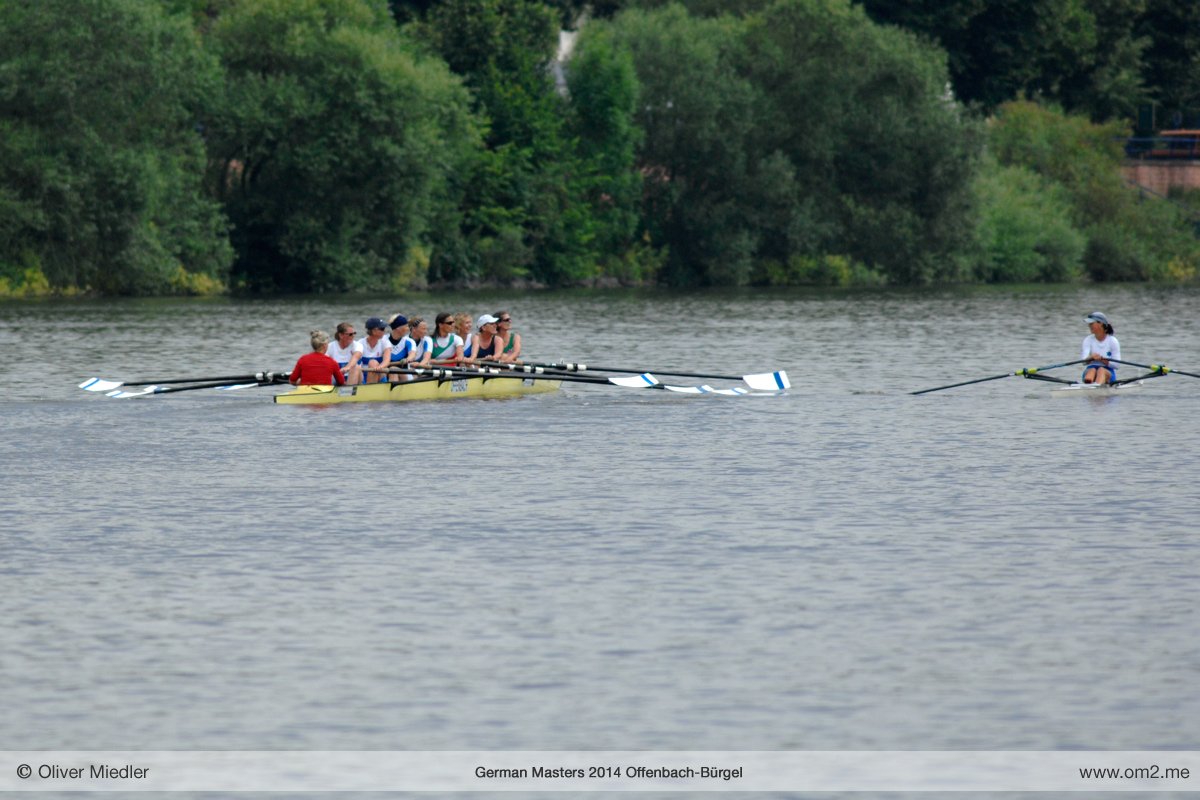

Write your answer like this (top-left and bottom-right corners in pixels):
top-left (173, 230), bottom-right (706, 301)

top-left (858, 0), bottom-right (1148, 121)
top-left (1135, 0), bottom-right (1200, 116)
top-left (565, 29), bottom-right (644, 270)
top-left (989, 100), bottom-right (1200, 281)
top-left (205, 0), bottom-right (479, 292)
top-left (421, 0), bottom-right (643, 285)
top-left (602, 0), bottom-right (980, 286)
top-left (0, 0), bottom-right (231, 294)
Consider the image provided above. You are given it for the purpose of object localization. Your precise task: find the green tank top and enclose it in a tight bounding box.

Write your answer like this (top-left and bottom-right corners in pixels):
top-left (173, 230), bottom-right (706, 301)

top-left (432, 336), bottom-right (458, 360)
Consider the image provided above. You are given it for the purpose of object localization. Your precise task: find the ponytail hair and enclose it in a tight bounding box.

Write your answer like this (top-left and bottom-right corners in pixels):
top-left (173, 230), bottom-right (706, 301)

top-left (1104, 321), bottom-right (1114, 335)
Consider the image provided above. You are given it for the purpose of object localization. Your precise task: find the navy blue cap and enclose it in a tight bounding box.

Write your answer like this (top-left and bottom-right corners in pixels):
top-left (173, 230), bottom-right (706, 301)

top-left (387, 313), bottom-right (408, 329)
top-left (365, 317), bottom-right (386, 331)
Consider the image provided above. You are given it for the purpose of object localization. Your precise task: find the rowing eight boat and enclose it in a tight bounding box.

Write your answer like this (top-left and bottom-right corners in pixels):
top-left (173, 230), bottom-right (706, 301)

top-left (274, 375), bottom-right (561, 404)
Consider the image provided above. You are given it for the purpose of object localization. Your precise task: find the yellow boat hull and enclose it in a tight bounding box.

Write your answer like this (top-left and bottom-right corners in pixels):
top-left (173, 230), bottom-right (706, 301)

top-left (274, 376), bottom-right (561, 405)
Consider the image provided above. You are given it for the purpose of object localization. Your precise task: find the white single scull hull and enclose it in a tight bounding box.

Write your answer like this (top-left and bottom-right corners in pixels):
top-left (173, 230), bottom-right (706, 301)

top-left (1049, 380), bottom-right (1143, 398)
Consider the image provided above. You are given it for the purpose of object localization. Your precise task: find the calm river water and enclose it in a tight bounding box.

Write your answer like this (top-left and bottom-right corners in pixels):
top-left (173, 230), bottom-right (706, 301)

top-left (2, 284), bottom-right (1198, 760)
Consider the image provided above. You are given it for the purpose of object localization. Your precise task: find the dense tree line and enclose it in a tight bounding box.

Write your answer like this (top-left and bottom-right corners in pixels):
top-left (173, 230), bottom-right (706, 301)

top-left (1, 0), bottom-right (1197, 296)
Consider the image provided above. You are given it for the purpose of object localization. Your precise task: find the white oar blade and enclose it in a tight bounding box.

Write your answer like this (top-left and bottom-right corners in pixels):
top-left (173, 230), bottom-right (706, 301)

top-left (105, 386), bottom-right (159, 398)
top-left (216, 383), bottom-right (261, 391)
top-left (80, 378), bottom-right (123, 392)
top-left (664, 384), bottom-right (713, 393)
top-left (608, 373), bottom-right (659, 388)
top-left (743, 371), bottom-right (790, 391)
top-left (709, 387), bottom-right (749, 396)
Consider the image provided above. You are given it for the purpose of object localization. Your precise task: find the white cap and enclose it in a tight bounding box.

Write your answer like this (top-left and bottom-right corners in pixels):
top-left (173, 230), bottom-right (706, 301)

top-left (477, 314), bottom-right (499, 328)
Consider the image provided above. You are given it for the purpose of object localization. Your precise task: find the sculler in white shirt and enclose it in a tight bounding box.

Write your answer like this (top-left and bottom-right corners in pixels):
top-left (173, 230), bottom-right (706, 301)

top-left (1081, 311), bottom-right (1120, 384)
top-left (326, 322), bottom-right (364, 385)
top-left (357, 317), bottom-right (391, 384)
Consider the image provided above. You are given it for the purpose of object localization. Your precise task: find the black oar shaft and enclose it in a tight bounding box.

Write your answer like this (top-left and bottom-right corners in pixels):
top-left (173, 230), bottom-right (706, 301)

top-left (148, 378), bottom-right (282, 395)
top-left (477, 359), bottom-right (743, 382)
top-left (911, 359), bottom-right (1086, 395)
top-left (1108, 358), bottom-right (1200, 380)
top-left (122, 372), bottom-right (284, 386)
top-left (371, 366), bottom-right (659, 388)
top-left (911, 373), bottom-right (1014, 395)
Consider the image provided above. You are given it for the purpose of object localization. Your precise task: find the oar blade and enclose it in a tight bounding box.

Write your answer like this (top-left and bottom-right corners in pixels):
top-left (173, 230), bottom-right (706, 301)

top-left (743, 371), bottom-right (790, 391)
top-left (664, 384), bottom-right (712, 393)
top-left (608, 373), bottom-right (659, 388)
top-left (216, 383), bottom-right (263, 391)
top-left (80, 378), bottom-right (123, 392)
top-left (105, 386), bottom-right (160, 398)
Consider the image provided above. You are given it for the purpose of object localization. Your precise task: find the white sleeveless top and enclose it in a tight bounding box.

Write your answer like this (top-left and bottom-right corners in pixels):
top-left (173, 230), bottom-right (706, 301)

top-left (430, 334), bottom-right (462, 361)
top-left (326, 338), bottom-right (361, 366)
top-left (357, 336), bottom-right (388, 362)
top-left (389, 334), bottom-right (416, 361)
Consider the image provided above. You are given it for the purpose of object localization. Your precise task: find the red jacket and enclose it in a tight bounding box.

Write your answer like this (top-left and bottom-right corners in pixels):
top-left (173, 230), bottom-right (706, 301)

top-left (290, 352), bottom-right (346, 385)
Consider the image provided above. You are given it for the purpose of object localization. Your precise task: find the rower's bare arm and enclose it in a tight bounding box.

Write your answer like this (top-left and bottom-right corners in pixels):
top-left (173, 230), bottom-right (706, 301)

top-left (502, 334), bottom-right (522, 362)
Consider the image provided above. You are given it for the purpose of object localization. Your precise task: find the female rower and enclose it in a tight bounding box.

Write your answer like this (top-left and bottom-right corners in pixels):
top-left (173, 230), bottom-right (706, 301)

top-left (495, 310), bottom-right (521, 362)
top-left (429, 312), bottom-right (464, 364)
top-left (469, 314), bottom-right (501, 362)
top-left (289, 331), bottom-right (346, 386)
top-left (1082, 311), bottom-right (1120, 384)
top-left (454, 313), bottom-right (474, 362)
top-left (326, 322), bottom-right (363, 384)
top-left (408, 317), bottom-right (432, 365)
top-left (385, 314), bottom-right (415, 382)
top-left (357, 317), bottom-right (391, 384)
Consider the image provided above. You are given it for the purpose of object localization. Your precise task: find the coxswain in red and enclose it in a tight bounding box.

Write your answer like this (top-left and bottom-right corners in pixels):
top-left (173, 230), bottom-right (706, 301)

top-left (289, 330), bottom-right (347, 386)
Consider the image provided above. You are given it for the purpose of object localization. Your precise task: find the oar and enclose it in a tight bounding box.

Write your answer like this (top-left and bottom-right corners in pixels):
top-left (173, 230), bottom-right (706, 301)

top-left (474, 360), bottom-right (791, 391)
top-left (102, 376), bottom-right (290, 398)
top-left (911, 360), bottom-right (1086, 395)
top-left (1107, 358), bottom-right (1200, 380)
top-left (370, 366), bottom-right (758, 395)
top-left (80, 372), bottom-right (286, 392)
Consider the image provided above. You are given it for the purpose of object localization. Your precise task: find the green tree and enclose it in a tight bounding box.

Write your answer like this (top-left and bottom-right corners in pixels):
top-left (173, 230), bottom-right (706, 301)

top-left (604, 6), bottom-right (782, 285)
top-left (973, 158), bottom-right (1085, 282)
top-left (0, 0), bottom-right (231, 294)
top-left (1135, 0), bottom-right (1200, 118)
top-left (602, 0), bottom-right (980, 285)
top-left (422, 0), bottom-right (643, 285)
top-left (205, 0), bottom-right (479, 292)
top-left (989, 100), bottom-right (1200, 280)
top-left (859, 0), bottom-right (1147, 121)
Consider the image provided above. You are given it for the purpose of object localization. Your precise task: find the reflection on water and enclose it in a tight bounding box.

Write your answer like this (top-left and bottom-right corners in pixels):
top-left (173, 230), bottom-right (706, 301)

top-left (2, 284), bottom-right (1199, 754)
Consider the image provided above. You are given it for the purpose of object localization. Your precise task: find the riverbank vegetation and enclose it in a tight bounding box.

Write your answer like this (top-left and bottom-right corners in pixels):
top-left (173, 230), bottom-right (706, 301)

top-left (2, 0), bottom-right (1199, 296)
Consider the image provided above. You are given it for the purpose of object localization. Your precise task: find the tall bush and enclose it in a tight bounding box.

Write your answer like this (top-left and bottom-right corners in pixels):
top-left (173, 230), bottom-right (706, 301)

top-left (989, 100), bottom-right (1200, 281)
top-left (206, 0), bottom-right (480, 292)
top-left (0, 0), bottom-right (231, 294)
top-left (599, 0), bottom-right (981, 286)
